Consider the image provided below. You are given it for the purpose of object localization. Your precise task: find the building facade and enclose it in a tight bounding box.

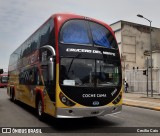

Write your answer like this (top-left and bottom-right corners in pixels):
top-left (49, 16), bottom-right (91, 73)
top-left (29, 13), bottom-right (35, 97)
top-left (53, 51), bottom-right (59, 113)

top-left (110, 21), bottom-right (160, 94)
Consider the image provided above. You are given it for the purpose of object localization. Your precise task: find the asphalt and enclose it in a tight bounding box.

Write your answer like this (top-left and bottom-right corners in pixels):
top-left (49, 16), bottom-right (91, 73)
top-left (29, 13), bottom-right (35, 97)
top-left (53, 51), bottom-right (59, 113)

top-left (123, 92), bottom-right (160, 111)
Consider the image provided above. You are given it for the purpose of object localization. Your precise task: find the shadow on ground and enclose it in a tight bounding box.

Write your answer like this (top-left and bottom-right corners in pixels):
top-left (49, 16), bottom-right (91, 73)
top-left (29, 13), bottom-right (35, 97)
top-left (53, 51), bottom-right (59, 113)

top-left (12, 99), bottom-right (121, 133)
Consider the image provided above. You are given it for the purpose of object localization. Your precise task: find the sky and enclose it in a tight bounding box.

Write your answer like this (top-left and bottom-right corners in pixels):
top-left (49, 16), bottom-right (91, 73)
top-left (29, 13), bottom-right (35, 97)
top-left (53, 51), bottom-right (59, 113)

top-left (0, 0), bottom-right (160, 71)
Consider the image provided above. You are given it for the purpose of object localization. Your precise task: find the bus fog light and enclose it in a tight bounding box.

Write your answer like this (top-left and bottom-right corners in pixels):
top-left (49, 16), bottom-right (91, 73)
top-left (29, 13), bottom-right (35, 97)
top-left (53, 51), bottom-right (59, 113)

top-left (68, 110), bottom-right (73, 113)
top-left (62, 96), bottom-right (67, 103)
top-left (59, 92), bottom-right (75, 106)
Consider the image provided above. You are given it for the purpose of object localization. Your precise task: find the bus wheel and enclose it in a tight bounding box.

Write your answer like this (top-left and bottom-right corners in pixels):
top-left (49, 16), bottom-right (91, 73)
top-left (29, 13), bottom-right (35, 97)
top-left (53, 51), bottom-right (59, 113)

top-left (37, 99), bottom-right (44, 120)
top-left (11, 89), bottom-right (16, 102)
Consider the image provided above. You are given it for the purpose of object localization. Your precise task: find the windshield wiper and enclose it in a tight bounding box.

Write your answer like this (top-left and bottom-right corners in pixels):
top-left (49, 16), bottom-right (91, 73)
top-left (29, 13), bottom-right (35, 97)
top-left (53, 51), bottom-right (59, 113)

top-left (67, 54), bottom-right (81, 74)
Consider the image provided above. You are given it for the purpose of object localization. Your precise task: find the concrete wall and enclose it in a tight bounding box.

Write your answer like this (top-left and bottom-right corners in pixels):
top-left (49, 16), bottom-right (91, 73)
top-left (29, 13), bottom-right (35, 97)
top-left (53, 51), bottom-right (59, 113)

top-left (111, 20), bottom-right (160, 76)
top-left (153, 52), bottom-right (160, 68)
top-left (121, 22), bottom-right (150, 70)
top-left (122, 22), bottom-right (160, 70)
top-left (110, 21), bottom-right (121, 33)
top-left (110, 21), bottom-right (122, 55)
top-left (151, 29), bottom-right (160, 50)
top-left (111, 21), bottom-right (160, 93)
top-left (111, 21), bottom-right (160, 69)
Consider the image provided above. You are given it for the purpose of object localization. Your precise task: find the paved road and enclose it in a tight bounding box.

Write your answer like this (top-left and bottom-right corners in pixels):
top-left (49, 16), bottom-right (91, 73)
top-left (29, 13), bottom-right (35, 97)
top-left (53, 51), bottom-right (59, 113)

top-left (0, 88), bottom-right (160, 136)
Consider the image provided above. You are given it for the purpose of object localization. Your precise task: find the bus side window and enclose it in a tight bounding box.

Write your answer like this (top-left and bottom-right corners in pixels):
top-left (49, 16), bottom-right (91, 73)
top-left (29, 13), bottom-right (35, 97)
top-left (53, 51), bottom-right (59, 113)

top-left (28, 67), bottom-right (43, 85)
top-left (29, 69), bottom-right (34, 84)
top-left (24, 71), bottom-right (29, 84)
top-left (19, 71), bottom-right (25, 84)
top-left (36, 68), bottom-right (43, 85)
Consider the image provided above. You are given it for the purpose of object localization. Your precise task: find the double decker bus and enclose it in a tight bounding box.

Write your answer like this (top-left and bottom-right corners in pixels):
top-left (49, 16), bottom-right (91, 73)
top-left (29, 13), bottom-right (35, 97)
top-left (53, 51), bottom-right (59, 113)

top-left (0, 73), bottom-right (8, 88)
top-left (7, 13), bottom-right (122, 119)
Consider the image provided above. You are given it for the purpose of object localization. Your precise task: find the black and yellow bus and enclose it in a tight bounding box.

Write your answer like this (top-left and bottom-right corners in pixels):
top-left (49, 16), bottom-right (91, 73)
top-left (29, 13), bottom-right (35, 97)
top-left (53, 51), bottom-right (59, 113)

top-left (7, 13), bottom-right (122, 119)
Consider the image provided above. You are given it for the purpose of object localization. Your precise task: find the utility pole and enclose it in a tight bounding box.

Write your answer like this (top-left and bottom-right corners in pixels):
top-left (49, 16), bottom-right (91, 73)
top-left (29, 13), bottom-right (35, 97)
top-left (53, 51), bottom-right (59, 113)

top-left (137, 14), bottom-right (153, 97)
top-left (147, 57), bottom-right (149, 97)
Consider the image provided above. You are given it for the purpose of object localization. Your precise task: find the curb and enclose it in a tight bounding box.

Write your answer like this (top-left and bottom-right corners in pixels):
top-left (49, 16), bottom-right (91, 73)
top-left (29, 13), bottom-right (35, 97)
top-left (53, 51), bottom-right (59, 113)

top-left (123, 102), bottom-right (160, 111)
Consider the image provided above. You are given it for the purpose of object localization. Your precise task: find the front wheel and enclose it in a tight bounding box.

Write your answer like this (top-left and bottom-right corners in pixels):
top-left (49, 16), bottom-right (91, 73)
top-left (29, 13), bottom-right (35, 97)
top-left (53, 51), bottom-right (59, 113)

top-left (37, 99), bottom-right (44, 120)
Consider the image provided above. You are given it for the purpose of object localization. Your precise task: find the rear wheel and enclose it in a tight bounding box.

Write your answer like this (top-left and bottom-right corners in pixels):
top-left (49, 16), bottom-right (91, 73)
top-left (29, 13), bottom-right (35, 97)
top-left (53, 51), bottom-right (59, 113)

top-left (11, 89), bottom-right (16, 102)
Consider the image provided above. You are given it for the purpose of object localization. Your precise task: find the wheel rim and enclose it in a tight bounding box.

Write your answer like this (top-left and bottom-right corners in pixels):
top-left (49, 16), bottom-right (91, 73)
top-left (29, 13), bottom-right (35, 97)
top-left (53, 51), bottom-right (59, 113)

top-left (38, 100), bottom-right (42, 116)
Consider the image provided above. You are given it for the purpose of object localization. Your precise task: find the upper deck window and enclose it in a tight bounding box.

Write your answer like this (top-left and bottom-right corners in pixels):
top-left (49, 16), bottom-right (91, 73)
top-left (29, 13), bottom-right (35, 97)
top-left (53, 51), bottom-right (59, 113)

top-left (90, 22), bottom-right (111, 48)
top-left (59, 20), bottom-right (90, 45)
top-left (60, 19), bottom-right (117, 49)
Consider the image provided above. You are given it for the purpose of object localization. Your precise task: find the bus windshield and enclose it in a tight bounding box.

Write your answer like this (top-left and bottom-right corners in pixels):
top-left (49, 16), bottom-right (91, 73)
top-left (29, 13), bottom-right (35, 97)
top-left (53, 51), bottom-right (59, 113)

top-left (60, 58), bottom-right (121, 87)
top-left (60, 20), bottom-right (117, 49)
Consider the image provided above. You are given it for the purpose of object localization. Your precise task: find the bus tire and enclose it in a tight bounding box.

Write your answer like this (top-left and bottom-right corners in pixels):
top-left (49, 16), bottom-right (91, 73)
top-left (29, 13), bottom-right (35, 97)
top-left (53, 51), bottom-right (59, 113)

top-left (37, 98), bottom-right (44, 121)
top-left (11, 89), bottom-right (16, 102)
top-left (9, 88), bottom-right (12, 100)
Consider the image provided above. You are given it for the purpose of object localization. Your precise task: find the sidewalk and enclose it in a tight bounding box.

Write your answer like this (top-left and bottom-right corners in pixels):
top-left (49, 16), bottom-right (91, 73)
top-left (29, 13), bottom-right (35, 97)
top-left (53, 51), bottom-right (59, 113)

top-left (123, 92), bottom-right (160, 111)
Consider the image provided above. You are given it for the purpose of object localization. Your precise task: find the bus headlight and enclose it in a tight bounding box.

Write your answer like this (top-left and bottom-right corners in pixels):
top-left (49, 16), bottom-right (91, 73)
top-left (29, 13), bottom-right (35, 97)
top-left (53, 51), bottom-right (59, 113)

top-left (59, 92), bottom-right (75, 106)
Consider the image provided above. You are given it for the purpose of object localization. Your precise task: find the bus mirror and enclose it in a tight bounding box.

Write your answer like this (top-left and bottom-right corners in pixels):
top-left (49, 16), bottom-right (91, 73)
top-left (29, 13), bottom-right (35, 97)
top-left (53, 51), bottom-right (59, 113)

top-left (0, 69), bottom-right (3, 74)
top-left (48, 57), bottom-right (54, 81)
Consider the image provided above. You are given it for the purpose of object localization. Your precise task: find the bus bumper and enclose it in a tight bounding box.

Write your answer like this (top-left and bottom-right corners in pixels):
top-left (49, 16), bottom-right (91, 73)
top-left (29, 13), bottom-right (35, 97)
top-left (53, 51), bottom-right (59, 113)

top-left (56, 105), bottom-right (122, 118)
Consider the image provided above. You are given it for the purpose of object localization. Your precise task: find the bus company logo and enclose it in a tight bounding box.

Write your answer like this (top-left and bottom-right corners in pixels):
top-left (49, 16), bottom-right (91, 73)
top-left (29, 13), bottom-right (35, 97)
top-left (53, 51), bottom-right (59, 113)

top-left (92, 101), bottom-right (100, 106)
top-left (66, 48), bottom-right (116, 56)
top-left (2, 128), bottom-right (11, 133)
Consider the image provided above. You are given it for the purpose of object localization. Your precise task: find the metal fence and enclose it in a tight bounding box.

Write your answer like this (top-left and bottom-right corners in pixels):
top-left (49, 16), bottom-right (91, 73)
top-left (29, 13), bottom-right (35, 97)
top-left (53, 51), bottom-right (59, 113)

top-left (125, 68), bottom-right (160, 94)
